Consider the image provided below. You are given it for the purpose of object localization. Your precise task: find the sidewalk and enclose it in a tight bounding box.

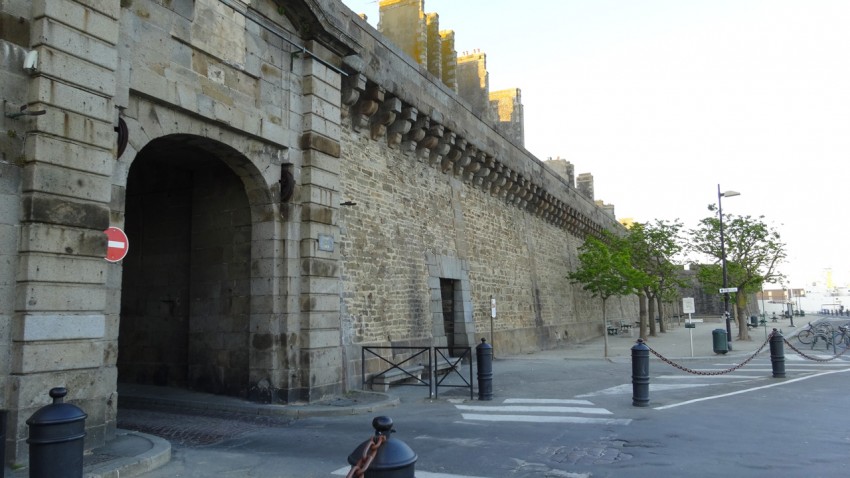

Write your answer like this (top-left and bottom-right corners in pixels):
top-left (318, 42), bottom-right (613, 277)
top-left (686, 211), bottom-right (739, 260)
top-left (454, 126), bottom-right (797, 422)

top-left (5, 314), bottom-right (806, 478)
top-left (538, 315), bottom-right (797, 362)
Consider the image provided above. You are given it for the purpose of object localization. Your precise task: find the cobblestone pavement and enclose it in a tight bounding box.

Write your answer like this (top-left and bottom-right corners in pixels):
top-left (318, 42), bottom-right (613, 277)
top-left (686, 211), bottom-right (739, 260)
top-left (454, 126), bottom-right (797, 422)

top-left (117, 407), bottom-right (295, 448)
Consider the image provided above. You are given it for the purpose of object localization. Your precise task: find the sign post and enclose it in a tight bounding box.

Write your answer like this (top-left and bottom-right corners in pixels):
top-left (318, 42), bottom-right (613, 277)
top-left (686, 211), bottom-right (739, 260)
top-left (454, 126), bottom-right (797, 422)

top-left (104, 227), bottom-right (129, 262)
top-left (490, 296), bottom-right (496, 358)
top-left (683, 297), bottom-right (696, 357)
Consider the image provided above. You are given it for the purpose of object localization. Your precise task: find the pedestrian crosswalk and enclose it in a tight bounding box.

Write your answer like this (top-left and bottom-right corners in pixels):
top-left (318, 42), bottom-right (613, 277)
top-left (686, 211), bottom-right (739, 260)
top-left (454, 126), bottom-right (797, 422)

top-left (451, 398), bottom-right (632, 425)
top-left (576, 354), bottom-right (850, 399)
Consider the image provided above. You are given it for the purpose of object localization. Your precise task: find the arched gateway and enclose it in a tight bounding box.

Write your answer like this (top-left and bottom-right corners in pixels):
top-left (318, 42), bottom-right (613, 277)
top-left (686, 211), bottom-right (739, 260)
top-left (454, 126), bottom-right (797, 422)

top-left (119, 134), bottom-right (258, 397)
top-left (0, 0), bottom-right (630, 467)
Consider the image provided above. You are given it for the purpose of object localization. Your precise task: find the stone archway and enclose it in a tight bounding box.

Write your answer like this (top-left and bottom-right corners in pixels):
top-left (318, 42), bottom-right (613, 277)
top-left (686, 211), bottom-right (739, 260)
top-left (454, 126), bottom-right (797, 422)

top-left (117, 134), bottom-right (272, 398)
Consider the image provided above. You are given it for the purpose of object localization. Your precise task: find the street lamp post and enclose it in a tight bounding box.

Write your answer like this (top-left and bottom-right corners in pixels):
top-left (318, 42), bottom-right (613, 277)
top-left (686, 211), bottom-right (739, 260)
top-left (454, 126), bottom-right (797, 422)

top-left (718, 184), bottom-right (740, 350)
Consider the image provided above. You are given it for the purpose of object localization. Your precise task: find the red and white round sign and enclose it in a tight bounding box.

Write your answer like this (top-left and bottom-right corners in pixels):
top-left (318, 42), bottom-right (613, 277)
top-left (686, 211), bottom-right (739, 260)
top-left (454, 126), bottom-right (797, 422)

top-left (104, 227), bottom-right (129, 262)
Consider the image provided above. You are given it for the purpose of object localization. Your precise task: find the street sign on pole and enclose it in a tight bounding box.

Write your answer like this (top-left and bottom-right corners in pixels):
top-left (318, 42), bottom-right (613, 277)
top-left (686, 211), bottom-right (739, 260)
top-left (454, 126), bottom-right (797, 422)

top-left (682, 297), bottom-right (695, 314)
top-left (104, 227), bottom-right (129, 262)
top-left (719, 287), bottom-right (738, 294)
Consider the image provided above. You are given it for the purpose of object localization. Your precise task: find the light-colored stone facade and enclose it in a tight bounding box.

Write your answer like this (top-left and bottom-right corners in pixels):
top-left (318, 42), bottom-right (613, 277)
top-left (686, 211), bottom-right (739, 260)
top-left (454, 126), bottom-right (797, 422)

top-left (0, 0), bottom-right (636, 467)
top-left (490, 88), bottom-right (524, 147)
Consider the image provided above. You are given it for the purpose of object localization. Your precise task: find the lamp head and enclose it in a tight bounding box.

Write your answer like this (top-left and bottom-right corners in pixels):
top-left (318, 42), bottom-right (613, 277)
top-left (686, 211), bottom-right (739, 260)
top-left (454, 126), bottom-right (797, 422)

top-left (721, 190), bottom-right (740, 198)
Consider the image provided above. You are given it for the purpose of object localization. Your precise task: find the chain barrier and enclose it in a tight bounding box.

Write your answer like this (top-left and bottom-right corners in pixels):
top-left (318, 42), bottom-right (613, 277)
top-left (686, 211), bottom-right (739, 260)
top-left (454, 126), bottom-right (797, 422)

top-left (346, 434), bottom-right (387, 478)
top-left (646, 328), bottom-right (849, 373)
top-left (783, 336), bottom-right (850, 362)
top-left (646, 332), bottom-right (773, 375)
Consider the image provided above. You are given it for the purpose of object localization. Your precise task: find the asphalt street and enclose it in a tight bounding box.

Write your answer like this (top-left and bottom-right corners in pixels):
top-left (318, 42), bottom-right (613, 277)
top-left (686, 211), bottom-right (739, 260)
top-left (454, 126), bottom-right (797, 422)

top-left (9, 314), bottom-right (845, 477)
top-left (113, 314), bottom-right (850, 478)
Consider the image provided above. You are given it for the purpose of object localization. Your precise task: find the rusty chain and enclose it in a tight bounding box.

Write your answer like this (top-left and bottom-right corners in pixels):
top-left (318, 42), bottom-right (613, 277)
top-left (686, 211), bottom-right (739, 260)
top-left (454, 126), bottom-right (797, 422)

top-left (346, 434), bottom-right (387, 478)
top-left (646, 332), bottom-right (772, 375)
top-left (783, 336), bottom-right (850, 362)
top-left (646, 328), bottom-right (850, 374)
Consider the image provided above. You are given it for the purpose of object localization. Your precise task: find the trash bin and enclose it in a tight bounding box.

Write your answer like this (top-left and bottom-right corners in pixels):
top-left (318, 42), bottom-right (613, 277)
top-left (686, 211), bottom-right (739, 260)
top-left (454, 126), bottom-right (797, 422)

top-left (749, 315), bottom-right (758, 328)
top-left (712, 329), bottom-right (728, 354)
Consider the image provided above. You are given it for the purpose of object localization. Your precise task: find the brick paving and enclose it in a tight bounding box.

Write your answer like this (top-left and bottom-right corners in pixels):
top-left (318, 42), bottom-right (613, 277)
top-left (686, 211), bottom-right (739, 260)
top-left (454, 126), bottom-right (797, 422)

top-left (117, 407), bottom-right (295, 447)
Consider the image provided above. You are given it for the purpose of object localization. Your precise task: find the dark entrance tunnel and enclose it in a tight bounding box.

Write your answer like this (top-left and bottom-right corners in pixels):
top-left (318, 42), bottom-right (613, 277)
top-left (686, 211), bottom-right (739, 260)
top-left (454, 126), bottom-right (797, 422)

top-left (118, 136), bottom-right (252, 398)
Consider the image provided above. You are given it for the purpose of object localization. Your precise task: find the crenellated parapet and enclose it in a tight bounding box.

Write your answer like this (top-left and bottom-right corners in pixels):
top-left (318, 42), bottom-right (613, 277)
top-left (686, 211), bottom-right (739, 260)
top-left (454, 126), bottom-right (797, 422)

top-left (339, 74), bottom-right (609, 239)
top-left (324, 2), bottom-right (621, 241)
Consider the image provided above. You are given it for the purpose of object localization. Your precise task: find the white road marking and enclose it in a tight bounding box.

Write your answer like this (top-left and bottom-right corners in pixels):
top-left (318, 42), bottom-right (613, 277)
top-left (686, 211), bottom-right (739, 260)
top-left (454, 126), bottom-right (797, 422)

top-left (576, 382), bottom-right (714, 397)
top-left (503, 398), bottom-right (594, 405)
top-left (461, 413), bottom-right (632, 425)
top-left (656, 374), bottom-right (763, 379)
top-left (453, 398), bottom-right (628, 425)
top-left (332, 466), bottom-right (490, 477)
top-left (455, 404), bottom-right (611, 415)
top-left (654, 367), bottom-right (850, 410)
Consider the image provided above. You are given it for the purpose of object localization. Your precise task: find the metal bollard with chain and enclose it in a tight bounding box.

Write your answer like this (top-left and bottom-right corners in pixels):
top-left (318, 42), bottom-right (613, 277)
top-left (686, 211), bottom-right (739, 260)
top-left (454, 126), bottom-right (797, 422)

top-left (346, 416), bottom-right (417, 478)
top-left (346, 433), bottom-right (387, 478)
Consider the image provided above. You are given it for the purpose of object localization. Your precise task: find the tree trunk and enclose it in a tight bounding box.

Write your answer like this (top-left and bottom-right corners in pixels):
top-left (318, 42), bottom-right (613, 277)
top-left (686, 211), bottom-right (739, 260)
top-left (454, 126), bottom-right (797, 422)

top-left (602, 297), bottom-right (609, 357)
top-left (638, 293), bottom-right (648, 339)
top-left (648, 294), bottom-right (657, 336)
top-left (656, 296), bottom-right (666, 333)
top-left (736, 294), bottom-right (750, 341)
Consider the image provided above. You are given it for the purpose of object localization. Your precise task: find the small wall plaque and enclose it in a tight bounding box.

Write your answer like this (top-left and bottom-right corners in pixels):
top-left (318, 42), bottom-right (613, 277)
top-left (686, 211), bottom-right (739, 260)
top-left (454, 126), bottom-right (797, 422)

top-left (318, 234), bottom-right (334, 252)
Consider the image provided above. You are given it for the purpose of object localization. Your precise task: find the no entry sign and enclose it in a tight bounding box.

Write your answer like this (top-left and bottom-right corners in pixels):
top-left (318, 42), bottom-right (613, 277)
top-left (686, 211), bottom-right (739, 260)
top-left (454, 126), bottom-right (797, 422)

top-left (104, 227), bottom-right (129, 262)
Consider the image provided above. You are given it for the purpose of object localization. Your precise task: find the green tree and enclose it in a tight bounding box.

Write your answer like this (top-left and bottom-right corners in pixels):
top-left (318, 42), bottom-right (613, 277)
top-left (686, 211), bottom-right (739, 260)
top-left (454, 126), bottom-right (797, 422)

top-left (690, 211), bottom-right (786, 340)
top-left (626, 220), bottom-right (686, 339)
top-left (568, 232), bottom-right (644, 357)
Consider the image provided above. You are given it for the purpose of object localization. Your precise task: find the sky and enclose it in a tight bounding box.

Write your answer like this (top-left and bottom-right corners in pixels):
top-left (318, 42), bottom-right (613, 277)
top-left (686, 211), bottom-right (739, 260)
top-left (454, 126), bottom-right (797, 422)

top-left (340, 0), bottom-right (850, 289)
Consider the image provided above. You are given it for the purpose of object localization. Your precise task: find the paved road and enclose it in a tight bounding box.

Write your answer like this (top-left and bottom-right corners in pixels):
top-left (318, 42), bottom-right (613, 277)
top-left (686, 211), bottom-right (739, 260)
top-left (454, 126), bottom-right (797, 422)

top-left (121, 334), bottom-right (850, 477)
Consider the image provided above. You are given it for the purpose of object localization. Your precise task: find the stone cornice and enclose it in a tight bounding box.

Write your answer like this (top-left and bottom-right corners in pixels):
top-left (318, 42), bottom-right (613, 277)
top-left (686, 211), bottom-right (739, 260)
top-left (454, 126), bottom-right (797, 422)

top-left (308, 1), bottom-right (620, 240)
top-left (340, 71), bottom-right (612, 241)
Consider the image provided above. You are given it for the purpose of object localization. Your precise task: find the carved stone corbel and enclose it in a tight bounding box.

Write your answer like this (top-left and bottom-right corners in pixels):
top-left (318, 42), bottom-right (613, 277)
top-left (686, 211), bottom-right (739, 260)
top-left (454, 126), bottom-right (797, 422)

top-left (472, 154), bottom-right (493, 187)
top-left (341, 73), bottom-right (367, 112)
top-left (441, 137), bottom-right (467, 174)
top-left (370, 96), bottom-right (401, 141)
top-left (454, 143), bottom-right (476, 177)
top-left (352, 83), bottom-right (384, 132)
top-left (417, 123), bottom-right (443, 160)
top-left (483, 160), bottom-right (502, 191)
top-left (495, 168), bottom-right (513, 197)
top-left (402, 114), bottom-right (428, 154)
top-left (507, 175), bottom-right (524, 204)
top-left (387, 106), bottom-right (418, 148)
top-left (518, 183), bottom-right (531, 207)
top-left (430, 130), bottom-right (455, 167)
top-left (463, 150), bottom-right (485, 182)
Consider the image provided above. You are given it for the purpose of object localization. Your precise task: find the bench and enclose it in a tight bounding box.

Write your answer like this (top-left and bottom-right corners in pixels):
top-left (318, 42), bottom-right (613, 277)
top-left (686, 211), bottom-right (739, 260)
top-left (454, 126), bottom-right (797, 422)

top-left (428, 356), bottom-right (467, 378)
top-left (369, 364), bottom-right (425, 392)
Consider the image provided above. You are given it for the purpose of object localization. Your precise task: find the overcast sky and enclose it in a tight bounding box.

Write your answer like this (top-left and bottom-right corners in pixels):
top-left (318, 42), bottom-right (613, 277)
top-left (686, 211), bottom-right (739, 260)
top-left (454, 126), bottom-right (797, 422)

top-left (341, 0), bottom-right (850, 289)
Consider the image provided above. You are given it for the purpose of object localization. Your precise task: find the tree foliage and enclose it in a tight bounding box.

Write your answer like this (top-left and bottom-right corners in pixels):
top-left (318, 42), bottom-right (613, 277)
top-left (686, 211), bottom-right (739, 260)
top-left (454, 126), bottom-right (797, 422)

top-left (625, 220), bottom-right (686, 338)
top-left (567, 232), bottom-right (645, 356)
top-left (689, 211), bottom-right (786, 340)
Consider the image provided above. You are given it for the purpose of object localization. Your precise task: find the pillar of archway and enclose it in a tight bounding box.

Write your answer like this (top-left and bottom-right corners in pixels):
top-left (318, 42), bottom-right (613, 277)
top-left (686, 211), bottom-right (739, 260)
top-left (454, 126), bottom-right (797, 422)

top-left (115, 103), bottom-right (294, 402)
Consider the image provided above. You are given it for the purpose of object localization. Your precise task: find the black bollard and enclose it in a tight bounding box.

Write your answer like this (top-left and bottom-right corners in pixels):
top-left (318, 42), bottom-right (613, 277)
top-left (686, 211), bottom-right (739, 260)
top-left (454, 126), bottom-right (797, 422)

top-left (347, 416), bottom-right (417, 478)
top-left (26, 388), bottom-right (87, 478)
top-left (1, 408), bottom-right (7, 478)
top-left (769, 329), bottom-right (786, 378)
top-left (631, 339), bottom-right (650, 407)
top-left (476, 338), bottom-right (493, 400)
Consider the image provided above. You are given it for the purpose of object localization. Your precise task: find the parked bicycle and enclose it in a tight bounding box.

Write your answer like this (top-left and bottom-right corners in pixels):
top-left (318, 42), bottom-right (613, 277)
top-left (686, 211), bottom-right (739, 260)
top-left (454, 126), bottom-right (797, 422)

top-left (796, 321), bottom-right (833, 346)
top-left (833, 325), bottom-right (850, 352)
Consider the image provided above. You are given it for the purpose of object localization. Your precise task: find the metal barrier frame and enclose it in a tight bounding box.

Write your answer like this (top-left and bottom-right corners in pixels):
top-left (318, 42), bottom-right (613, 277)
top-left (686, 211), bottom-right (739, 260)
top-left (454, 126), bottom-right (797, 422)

top-left (361, 346), bottom-right (431, 390)
top-left (361, 346), bottom-right (474, 399)
top-left (433, 347), bottom-right (473, 400)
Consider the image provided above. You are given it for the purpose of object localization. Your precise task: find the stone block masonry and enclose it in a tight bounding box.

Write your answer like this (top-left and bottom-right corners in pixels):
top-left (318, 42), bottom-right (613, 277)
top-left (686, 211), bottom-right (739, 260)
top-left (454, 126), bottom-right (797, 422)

top-left (0, 0), bottom-right (637, 468)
